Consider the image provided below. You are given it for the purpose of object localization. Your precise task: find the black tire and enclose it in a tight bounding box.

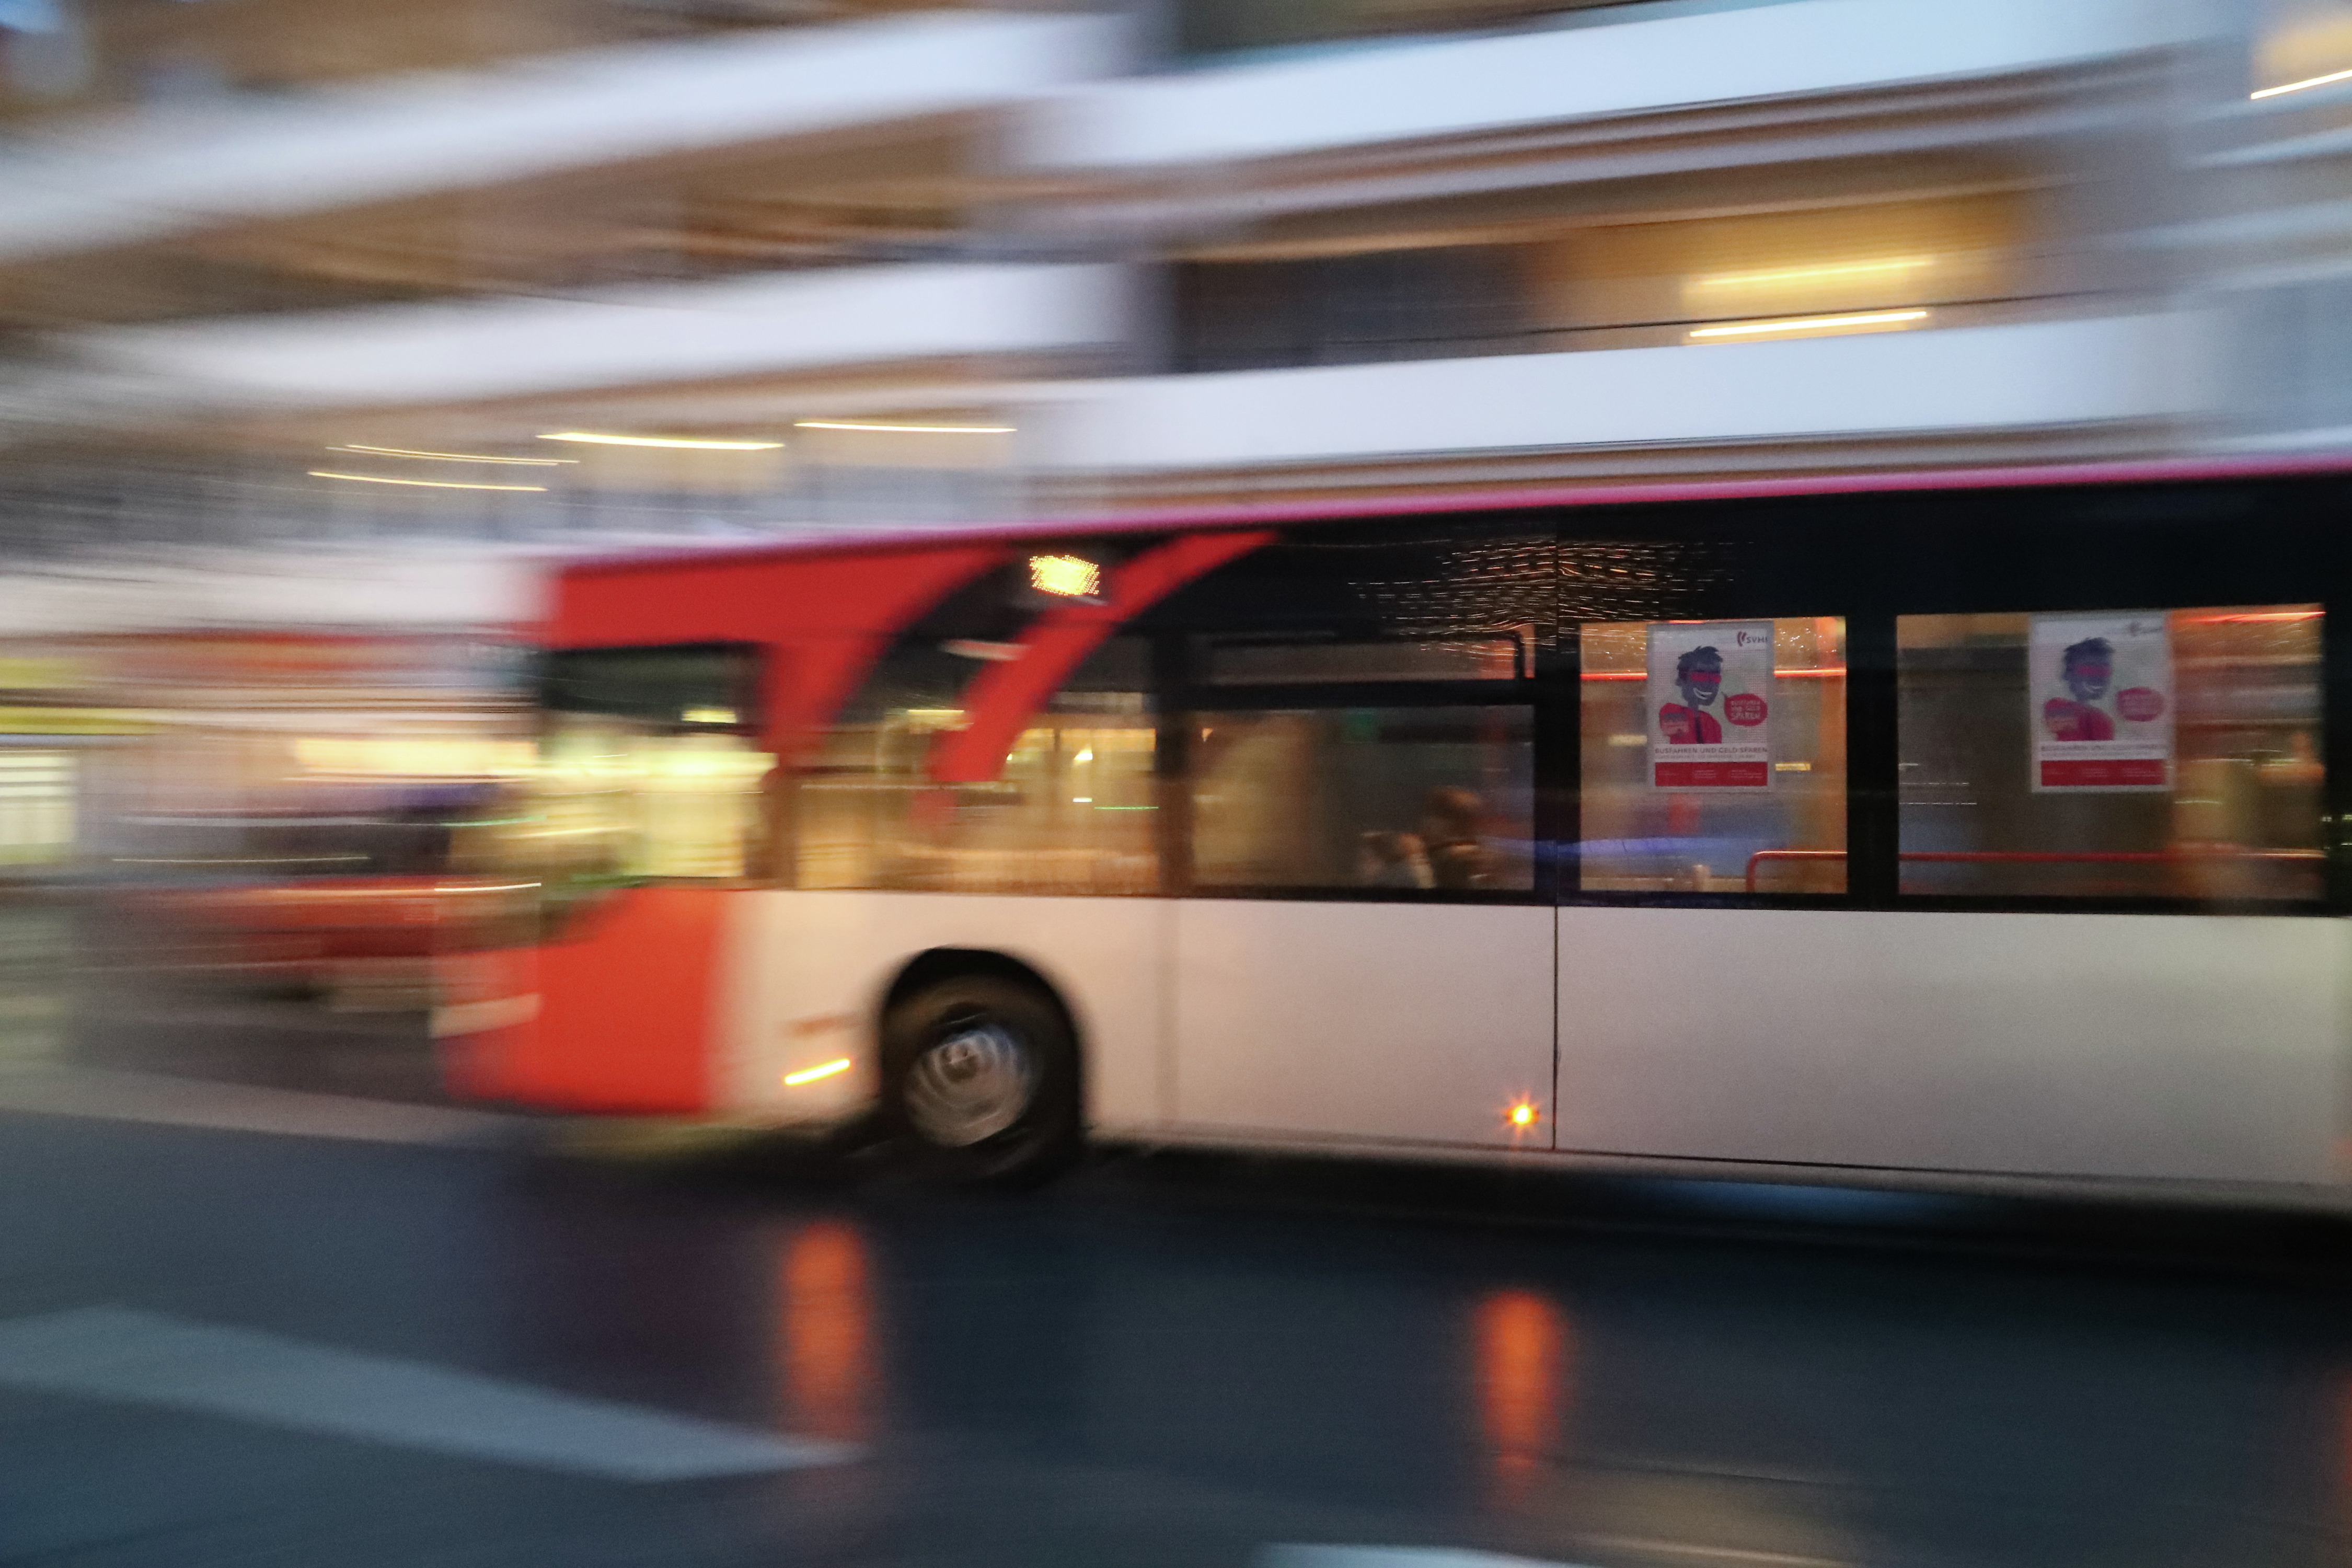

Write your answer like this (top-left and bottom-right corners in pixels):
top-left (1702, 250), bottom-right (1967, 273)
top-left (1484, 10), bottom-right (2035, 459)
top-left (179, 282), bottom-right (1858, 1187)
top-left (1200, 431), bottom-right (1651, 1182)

top-left (879, 972), bottom-right (1082, 1187)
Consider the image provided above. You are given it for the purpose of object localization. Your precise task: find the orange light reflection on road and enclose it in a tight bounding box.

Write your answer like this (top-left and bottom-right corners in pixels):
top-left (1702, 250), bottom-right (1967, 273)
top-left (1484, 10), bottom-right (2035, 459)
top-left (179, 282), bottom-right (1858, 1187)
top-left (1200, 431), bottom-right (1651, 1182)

top-left (1474, 1287), bottom-right (1570, 1506)
top-left (777, 1220), bottom-right (879, 1443)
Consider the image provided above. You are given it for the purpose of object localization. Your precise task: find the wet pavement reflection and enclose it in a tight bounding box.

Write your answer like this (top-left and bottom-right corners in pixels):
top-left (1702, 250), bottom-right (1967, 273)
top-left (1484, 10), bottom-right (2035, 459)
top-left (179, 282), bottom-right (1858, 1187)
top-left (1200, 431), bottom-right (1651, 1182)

top-left (1475, 1287), bottom-right (1568, 1510)
top-left (2, 1103), bottom-right (2351, 1568)
top-left (778, 1219), bottom-right (882, 1447)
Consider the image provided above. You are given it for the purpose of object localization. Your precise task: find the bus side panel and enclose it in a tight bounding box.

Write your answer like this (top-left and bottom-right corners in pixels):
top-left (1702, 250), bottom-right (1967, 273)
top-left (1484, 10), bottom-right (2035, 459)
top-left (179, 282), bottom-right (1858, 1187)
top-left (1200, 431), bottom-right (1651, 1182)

top-left (711, 890), bottom-right (1167, 1132)
top-left (1170, 901), bottom-right (1554, 1148)
top-left (1555, 907), bottom-right (2349, 1184)
top-left (479, 885), bottom-right (729, 1115)
top-left (434, 946), bottom-right (541, 1101)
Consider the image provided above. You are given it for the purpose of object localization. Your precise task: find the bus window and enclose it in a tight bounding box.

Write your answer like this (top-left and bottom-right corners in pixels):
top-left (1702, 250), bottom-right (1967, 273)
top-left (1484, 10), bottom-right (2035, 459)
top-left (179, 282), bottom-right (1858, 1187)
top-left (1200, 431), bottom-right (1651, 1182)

top-left (795, 637), bottom-right (1159, 896)
top-left (526, 644), bottom-right (770, 883)
top-left (1578, 617), bottom-right (1848, 894)
top-left (533, 719), bottom-right (770, 881)
top-left (1189, 705), bottom-right (1534, 892)
top-left (1897, 607), bottom-right (2323, 900)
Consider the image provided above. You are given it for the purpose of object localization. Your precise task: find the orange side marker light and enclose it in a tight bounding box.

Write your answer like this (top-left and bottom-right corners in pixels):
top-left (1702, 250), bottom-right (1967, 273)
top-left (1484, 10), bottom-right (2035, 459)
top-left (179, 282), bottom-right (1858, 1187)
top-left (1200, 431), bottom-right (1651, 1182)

top-left (784, 1058), bottom-right (853, 1088)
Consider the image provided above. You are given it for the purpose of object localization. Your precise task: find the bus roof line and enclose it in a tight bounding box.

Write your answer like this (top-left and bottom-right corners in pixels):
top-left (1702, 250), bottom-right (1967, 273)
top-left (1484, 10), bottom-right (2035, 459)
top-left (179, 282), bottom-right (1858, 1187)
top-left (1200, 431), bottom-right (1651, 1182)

top-left (558, 449), bottom-right (2352, 579)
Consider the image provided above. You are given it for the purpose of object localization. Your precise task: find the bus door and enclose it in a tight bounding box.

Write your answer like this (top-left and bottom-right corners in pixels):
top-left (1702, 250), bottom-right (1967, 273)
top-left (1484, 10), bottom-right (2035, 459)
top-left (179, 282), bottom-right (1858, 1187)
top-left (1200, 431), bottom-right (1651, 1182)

top-left (1166, 691), bottom-right (1554, 1150)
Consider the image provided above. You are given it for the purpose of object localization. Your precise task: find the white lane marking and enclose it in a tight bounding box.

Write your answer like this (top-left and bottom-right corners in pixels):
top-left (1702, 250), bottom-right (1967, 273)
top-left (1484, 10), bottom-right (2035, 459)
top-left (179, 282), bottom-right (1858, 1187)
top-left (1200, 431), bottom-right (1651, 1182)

top-left (1269, 1545), bottom-right (1841, 1568)
top-left (0, 1307), bottom-right (854, 1481)
top-left (0, 1068), bottom-right (518, 1147)
top-left (1265, 1552), bottom-right (1589, 1568)
top-left (1575, 1540), bottom-right (1842, 1567)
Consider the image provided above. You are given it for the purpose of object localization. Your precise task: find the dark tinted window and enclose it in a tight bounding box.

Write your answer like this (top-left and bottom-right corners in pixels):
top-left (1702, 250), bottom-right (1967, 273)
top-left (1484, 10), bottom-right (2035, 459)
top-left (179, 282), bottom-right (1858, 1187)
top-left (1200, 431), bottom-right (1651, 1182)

top-left (1144, 516), bottom-right (1555, 653)
top-left (1173, 249), bottom-right (1527, 373)
top-left (543, 644), bottom-right (759, 732)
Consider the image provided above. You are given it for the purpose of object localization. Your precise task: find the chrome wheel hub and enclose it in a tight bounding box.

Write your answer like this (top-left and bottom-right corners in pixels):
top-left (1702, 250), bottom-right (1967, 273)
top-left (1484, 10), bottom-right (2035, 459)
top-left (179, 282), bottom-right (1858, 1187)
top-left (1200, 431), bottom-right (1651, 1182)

top-left (904, 1019), bottom-right (1035, 1147)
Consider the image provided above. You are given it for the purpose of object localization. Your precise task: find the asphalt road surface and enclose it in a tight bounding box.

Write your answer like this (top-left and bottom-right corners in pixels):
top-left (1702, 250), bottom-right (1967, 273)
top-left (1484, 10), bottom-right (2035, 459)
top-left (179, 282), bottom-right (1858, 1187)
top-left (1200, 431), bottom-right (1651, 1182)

top-left (3, 1075), bottom-right (2351, 1568)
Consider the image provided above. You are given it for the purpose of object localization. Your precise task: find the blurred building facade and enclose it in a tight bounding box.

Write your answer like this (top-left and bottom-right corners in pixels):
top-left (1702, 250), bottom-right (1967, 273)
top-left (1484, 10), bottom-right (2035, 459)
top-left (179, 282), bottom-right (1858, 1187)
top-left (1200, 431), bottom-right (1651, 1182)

top-left (0, 0), bottom-right (2342, 583)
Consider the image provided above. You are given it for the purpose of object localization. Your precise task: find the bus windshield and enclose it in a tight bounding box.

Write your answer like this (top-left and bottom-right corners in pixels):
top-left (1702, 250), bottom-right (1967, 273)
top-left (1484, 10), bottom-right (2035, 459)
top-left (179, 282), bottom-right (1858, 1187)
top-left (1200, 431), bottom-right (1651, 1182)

top-left (512, 644), bottom-right (773, 886)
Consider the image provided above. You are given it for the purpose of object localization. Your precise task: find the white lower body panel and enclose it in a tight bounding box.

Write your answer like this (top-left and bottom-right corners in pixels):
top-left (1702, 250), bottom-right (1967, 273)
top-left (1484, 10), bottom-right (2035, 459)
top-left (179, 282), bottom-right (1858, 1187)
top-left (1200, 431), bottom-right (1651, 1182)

top-left (697, 889), bottom-right (2346, 1196)
top-left (1557, 907), bottom-right (2349, 1184)
top-left (1170, 901), bottom-right (1554, 1148)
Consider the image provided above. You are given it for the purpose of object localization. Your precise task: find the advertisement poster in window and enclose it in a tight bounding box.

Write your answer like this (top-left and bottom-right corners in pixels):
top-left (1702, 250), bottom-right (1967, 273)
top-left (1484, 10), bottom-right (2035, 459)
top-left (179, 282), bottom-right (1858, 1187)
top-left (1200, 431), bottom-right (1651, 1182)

top-left (1647, 620), bottom-right (1772, 790)
top-left (2029, 612), bottom-right (2172, 792)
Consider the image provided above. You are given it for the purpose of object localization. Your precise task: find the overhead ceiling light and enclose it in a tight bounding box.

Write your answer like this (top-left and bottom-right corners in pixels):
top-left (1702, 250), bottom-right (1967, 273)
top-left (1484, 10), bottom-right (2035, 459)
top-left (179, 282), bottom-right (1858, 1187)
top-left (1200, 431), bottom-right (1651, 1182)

top-left (1688, 309), bottom-right (1929, 341)
top-left (1689, 257), bottom-right (1936, 294)
top-left (310, 470), bottom-right (547, 492)
top-left (793, 420), bottom-right (1016, 434)
top-left (1684, 258), bottom-right (1939, 314)
top-left (330, 444), bottom-right (573, 466)
top-left (537, 431), bottom-right (782, 450)
top-left (2252, 65), bottom-right (2352, 100)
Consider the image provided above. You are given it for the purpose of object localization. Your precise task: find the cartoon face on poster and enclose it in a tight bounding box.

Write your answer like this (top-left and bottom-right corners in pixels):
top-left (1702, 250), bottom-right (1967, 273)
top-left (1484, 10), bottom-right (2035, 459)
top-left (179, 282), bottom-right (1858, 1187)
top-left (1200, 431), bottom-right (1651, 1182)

top-left (2029, 612), bottom-right (2172, 792)
top-left (1646, 620), bottom-right (1772, 790)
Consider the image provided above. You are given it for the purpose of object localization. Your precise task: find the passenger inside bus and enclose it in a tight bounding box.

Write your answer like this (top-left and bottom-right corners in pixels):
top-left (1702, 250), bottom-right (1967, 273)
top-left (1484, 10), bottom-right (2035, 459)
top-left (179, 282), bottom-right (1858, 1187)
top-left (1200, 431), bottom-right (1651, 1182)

top-left (1419, 786), bottom-right (1496, 890)
top-left (1358, 831), bottom-right (1433, 889)
top-left (1353, 788), bottom-right (1502, 890)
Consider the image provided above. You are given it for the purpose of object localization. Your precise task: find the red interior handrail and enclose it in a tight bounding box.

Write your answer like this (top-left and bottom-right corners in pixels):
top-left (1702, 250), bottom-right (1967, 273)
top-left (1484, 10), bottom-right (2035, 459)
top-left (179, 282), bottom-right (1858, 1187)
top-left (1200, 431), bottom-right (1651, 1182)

top-left (1742, 847), bottom-right (2325, 893)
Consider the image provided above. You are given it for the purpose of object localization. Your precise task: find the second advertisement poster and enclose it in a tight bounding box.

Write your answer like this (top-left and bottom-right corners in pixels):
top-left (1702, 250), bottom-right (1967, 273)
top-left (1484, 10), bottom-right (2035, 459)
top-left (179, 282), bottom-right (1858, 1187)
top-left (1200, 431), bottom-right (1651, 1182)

top-left (2028, 612), bottom-right (2173, 792)
top-left (1647, 620), bottom-right (1773, 790)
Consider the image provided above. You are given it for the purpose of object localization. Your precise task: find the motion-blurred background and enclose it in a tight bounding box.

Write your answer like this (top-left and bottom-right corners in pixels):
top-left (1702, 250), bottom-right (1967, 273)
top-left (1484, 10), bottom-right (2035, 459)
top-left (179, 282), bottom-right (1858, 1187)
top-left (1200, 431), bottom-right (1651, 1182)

top-left (0, 0), bottom-right (2345, 998)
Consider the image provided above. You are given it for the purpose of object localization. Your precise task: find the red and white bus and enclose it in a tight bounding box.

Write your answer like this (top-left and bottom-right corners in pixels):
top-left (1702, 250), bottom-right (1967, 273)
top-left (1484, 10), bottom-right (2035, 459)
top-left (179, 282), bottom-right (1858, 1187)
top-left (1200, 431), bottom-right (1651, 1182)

top-left (439, 455), bottom-right (2352, 1201)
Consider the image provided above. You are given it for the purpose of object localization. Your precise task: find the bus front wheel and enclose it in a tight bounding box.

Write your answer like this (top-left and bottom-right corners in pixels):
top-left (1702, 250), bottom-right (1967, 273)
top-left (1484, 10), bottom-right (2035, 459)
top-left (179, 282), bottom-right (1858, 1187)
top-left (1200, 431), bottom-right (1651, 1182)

top-left (880, 973), bottom-right (1080, 1186)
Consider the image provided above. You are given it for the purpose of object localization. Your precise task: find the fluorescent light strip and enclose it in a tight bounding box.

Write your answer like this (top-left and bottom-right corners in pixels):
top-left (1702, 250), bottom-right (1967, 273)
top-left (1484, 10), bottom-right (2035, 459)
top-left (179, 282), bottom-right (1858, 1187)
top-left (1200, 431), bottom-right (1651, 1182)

top-left (1689, 309), bottom-right (1929, 340)
top-left (1689, 257), bottom-right (1934, 293)
top-left (331, 444), bottom-right (573, 466)
top-left (2252, 65), bottom-right (2352, 100)
top-left (538, 432), bottom-right (781, 451)
top-left (794, 420), bottom-right (1015, 435)
top-left (310, 470), bottom-right (547, 492)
